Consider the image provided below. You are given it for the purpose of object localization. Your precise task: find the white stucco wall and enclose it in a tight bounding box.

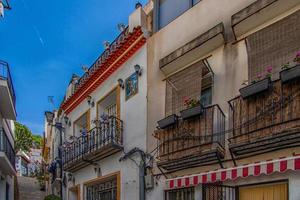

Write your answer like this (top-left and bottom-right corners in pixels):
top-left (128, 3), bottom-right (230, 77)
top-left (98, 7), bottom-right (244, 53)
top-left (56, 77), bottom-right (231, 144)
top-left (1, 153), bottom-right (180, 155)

top-left (64, 45), bottom-right (148, 200)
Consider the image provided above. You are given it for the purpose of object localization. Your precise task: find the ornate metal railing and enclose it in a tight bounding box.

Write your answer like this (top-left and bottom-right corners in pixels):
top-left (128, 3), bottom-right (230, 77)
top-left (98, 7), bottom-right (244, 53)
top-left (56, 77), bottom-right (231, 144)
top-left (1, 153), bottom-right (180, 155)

top-left (62, 116), bottom-right (123, 167)
top-left (228, 79), bottom-right (300, 155)
top-left (0, 60), bottom-right (16, 107)
top-left (155, 105), bottom-right (225, 170)
top-left (0, 128), bottom-right (15, 169)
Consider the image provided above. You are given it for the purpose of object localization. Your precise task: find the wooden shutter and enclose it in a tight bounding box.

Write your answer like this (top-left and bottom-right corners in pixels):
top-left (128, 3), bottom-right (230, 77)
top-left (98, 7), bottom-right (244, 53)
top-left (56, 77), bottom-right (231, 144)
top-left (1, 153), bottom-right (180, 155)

top-left (165, 61), bottom-right (203, 116)
top-left (239, 182), bottom-right (287, 200)
top-left (246, 10), bottom-right (300, 81)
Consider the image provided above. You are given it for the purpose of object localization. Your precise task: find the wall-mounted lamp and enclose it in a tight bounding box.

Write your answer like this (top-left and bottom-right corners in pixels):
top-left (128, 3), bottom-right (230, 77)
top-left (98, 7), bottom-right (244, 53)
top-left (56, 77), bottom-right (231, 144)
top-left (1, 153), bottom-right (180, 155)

top-left (67, 173), bottom-right (73, 182)
top-left (87, 95), bottom-right (95, 107)
top-left (93, 164), bottom-right (102, 177)
top-left (64, 116), bottom-right (71, 127)
top-left (134, 64), bottom-right (142, 76)
top-left (118, 78), bottom-right (125, 89)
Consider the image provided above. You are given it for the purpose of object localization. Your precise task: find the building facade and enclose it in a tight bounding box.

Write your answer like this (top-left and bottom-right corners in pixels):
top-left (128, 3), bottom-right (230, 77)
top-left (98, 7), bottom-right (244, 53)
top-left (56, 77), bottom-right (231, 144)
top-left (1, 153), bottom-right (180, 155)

top-left (146, 0), bottom-right (300, 200)
top-left (0, 60), bottom-right (16, 200)
top-left (44, 3), bottom-right (152, 200)
top-left (44, 0), bottom-right (300, 199)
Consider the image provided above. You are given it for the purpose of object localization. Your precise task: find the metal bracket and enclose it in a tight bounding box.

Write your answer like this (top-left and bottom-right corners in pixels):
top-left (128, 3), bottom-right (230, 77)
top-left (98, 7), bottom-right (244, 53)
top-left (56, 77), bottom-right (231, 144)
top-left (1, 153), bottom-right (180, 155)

top-left (229, 148), bottom-right (237, 167)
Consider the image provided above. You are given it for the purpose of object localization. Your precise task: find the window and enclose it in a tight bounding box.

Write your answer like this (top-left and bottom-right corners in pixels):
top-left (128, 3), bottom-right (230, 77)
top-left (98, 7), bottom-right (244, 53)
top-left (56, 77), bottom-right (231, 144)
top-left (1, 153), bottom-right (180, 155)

top-left (165, 187), bottom-right (195, 200)
top-left (165, 61), bottom-right (212, 116)
top-left (158, 0), bottom-right (201, 29)
top-left (200, 87), bottom-right (212, 107)
top-left (246, 10), bottom-right (300, 81)
top-left (97, 88), bottom-right (119, 119)
top-left (86, 178), bottom-right (118, 200)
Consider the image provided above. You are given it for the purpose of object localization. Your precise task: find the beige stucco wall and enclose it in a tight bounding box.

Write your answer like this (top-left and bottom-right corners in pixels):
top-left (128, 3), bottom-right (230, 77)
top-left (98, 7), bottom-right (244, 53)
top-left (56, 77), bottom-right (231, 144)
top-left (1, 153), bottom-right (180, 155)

top-left (146, 0), bottom-right (256, 162)
top-left (146, 0), bottom-right (300, 188)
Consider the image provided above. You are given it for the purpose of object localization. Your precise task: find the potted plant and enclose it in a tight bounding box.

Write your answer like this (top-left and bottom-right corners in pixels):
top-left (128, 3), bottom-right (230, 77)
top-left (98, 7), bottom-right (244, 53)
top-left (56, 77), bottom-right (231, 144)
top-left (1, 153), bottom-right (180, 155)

top-left (157, 114), bottom-right (177, 129)
top-left (180, 97), bottom-right (203, 120)
top-left (280, 52), bottom-right (300, 83)
top-left (239, 67), bottom-right (272, 99)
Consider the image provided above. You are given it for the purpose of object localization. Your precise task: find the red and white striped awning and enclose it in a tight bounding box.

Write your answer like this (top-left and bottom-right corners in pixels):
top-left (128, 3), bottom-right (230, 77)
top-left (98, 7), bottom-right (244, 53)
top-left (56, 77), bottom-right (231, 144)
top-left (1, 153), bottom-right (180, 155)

top-left (165, 156), bottom-right (300, 190)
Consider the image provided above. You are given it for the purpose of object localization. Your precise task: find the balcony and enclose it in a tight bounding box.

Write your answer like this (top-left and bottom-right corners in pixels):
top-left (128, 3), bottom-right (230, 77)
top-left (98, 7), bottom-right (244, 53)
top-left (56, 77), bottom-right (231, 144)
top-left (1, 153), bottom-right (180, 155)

top-left (155, 105), bottom-right (225, 171)
top-left (0, 60), bottom-right (16, 120)
top-left (0, 128), bottom-right (15, 175)
top-left (62, 116), bottom-right (123, 172)
top-left (229, 79), bottom-right (300, 158)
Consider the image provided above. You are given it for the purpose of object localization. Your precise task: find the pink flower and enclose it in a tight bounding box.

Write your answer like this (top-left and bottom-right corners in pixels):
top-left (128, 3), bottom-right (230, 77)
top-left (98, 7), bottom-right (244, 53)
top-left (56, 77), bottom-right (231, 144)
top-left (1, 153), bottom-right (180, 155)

top-left (257, 73), bottom-right (263, 79)
top-left (266, 66), bottom-right (273, 73)
top-left (296, 51), bottom-right (300, 57)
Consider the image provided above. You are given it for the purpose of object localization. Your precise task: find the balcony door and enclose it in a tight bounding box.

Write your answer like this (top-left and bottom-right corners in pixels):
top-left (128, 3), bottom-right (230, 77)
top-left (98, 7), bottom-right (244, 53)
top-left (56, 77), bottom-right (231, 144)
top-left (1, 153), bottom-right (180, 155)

top-left (97, 87), bottom-right (120, 120)
top-left (73, 110), bottom-right (90, 136)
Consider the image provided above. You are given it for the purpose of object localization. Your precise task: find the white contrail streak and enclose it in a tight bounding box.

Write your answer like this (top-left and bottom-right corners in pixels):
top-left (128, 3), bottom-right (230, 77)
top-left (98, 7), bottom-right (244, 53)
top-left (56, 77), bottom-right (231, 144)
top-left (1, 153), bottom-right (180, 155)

top-left (21, 0), bottom-right (45, 47)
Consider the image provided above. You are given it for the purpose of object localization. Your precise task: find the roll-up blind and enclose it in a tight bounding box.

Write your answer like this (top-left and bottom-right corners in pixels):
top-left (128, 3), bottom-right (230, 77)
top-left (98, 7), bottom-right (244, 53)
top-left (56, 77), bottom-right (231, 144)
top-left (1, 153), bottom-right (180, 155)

top-left (165, 62), bottom-right (204, 116)
top-left (246, 10), bottom-right (300, 81)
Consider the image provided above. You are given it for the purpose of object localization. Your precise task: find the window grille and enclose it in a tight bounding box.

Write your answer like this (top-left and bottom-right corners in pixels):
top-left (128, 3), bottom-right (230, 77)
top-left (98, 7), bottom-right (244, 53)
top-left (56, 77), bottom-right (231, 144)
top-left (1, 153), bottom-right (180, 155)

top-left (203, 184), bottom-right (236, 200)
top-left (105, 104), bottom-right (117, 117)
top-left (246, 10), bottom-right (300, 81)
top-left (86, 178), bottom-right (117, 200)
top-left (165, 187), bottom-right (195, 200)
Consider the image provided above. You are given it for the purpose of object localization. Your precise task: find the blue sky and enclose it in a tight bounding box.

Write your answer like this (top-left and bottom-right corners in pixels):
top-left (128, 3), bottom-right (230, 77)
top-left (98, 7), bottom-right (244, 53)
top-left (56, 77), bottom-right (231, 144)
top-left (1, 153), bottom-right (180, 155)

top-left (0, 0), bottom-right (147, 135)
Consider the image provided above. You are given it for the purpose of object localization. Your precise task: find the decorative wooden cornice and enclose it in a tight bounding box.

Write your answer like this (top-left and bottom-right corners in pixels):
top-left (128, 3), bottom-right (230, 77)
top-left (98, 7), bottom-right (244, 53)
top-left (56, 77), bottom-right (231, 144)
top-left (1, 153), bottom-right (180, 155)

top-left (61, 26), bottom-right (146, 114)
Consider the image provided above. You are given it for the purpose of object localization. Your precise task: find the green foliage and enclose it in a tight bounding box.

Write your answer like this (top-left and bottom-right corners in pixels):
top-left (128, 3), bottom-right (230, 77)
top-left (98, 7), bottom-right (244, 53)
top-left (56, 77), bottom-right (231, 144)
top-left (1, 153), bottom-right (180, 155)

top-left (32, 134), bottom-right (43, 148)
top-left (44, 195), bottom-right (61, 200)
top-left (14, 121), bottom-right (33, 152)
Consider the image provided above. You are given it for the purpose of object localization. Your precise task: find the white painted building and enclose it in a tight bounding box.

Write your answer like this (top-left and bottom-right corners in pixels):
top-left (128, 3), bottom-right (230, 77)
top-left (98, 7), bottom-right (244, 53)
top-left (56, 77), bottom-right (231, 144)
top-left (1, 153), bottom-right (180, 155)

top-left (44, 3), bottom-right (152, 200)
top-left (0, 60), bottom-right (16, 200)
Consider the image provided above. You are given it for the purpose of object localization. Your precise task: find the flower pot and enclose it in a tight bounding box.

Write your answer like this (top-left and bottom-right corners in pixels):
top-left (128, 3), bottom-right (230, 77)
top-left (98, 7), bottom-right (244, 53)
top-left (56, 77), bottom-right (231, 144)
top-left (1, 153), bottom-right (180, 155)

top-left (280, 65), bottom-right (300, 83)
top-left (157, 114), bottom-right (177, 129)
top-left (239, 77), bottom-right (271, 99)
top-left (180, 104), bottom-right (203, 120)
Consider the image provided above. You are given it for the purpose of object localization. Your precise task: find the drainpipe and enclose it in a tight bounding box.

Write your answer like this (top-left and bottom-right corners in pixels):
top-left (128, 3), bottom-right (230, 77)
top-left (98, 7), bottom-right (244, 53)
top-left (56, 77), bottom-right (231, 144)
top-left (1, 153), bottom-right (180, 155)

top-left (139, 161), bottom-right (145, 200)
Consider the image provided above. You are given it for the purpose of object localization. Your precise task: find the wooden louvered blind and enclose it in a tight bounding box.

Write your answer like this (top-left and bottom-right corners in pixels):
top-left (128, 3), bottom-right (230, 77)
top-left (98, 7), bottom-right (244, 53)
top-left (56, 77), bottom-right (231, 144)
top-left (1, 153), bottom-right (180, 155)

top-left (165, 62), bottom-right (203, 116)
top-left (246, 10), bottom-right (300, 81)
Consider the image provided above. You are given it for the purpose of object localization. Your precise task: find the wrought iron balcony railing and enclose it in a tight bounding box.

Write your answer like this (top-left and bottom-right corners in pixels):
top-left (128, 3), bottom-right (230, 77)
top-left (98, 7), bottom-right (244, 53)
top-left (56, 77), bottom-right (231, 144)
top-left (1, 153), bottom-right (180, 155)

top-left (155, 105), bottom-right (225, 171)
top-left (229, 78), bottom-right (300, 157)
top-left (0, 60), bottom-right (16, 107)
top-left (62, 116), bottom-right (123, 172)
top-left (0, 128), bottom-right (15, 169)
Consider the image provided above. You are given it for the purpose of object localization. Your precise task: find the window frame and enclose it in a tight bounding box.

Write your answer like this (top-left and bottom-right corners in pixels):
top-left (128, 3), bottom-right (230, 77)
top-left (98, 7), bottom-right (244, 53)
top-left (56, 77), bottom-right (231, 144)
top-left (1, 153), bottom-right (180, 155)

top-left (83, 172), bottom-right (121, 200)
top-left (154, 0), bottom-right (202, 31)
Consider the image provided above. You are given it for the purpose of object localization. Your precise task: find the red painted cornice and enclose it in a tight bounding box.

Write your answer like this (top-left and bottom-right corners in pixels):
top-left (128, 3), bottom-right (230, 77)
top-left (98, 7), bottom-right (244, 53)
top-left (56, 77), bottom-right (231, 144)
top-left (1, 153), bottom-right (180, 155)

top-left (61, 26), bottom-right (146, 114)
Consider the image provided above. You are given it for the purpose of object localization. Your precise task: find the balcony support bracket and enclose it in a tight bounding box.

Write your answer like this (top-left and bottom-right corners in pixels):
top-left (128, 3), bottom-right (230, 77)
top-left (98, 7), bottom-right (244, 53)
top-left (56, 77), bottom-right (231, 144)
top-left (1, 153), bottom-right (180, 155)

top-left (229, 148), bottom-right (237, 167)
top-left (216, 153), bottom-right (224, 169)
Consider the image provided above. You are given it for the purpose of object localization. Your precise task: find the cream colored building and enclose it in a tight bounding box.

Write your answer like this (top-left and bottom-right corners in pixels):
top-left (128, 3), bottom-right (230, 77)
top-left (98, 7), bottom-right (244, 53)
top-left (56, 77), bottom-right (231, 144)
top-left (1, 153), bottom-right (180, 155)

top-left (0, 60), bottom-right (16, 200)
top-left (145, 0), bottom-right (300, 200)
